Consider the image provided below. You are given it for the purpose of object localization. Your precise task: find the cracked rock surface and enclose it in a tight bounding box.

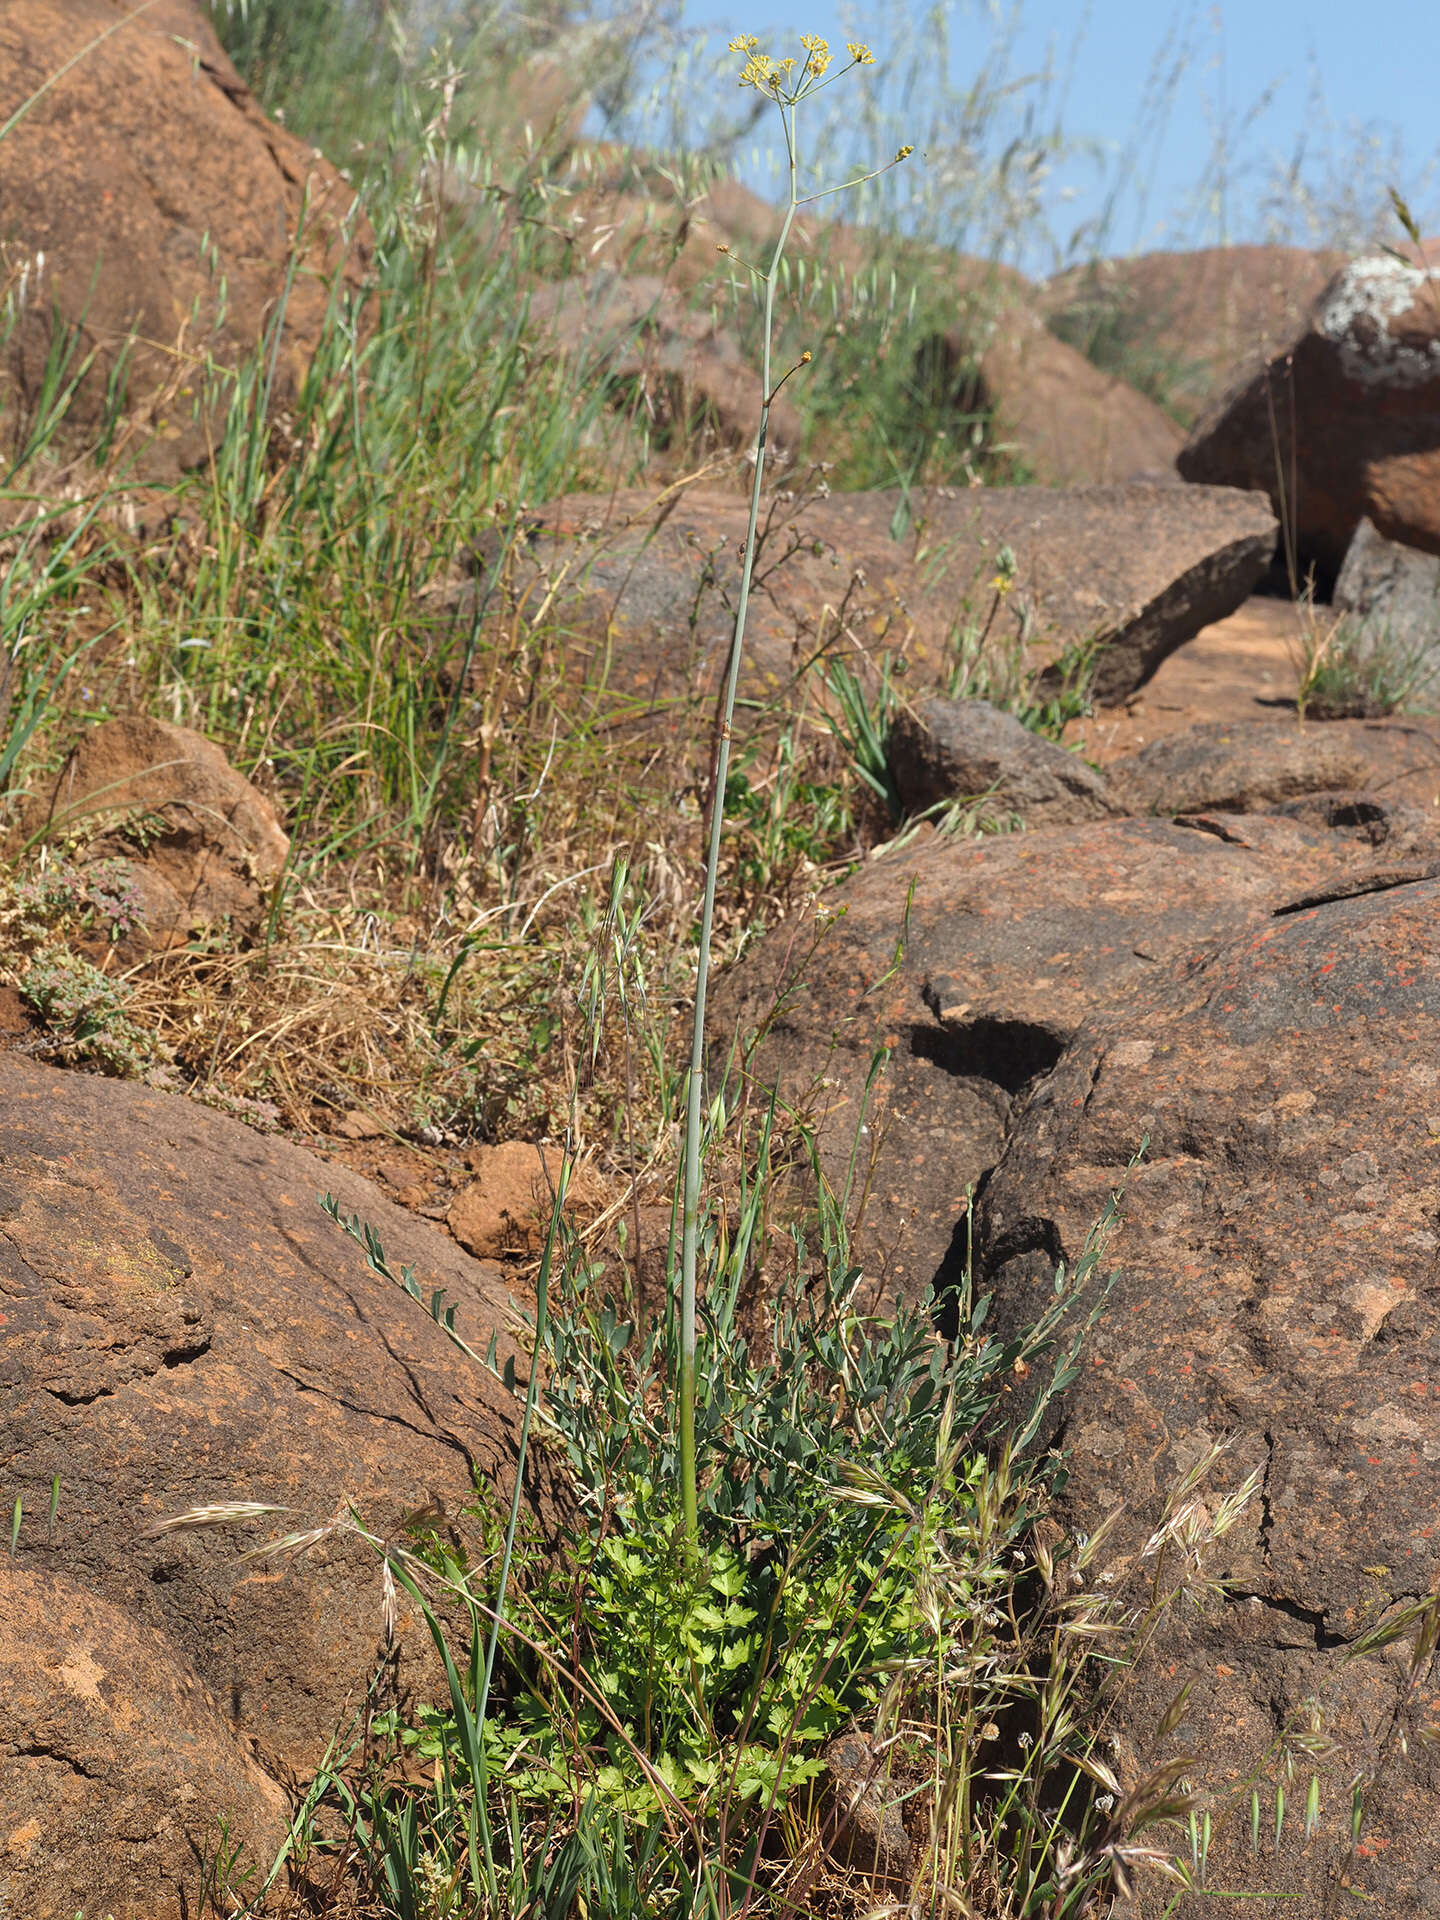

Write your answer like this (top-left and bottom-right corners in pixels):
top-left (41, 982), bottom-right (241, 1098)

top-left (976, 877), bottom-right (1440, 1915)
top-left (713, 808), bottom-right (1416, 1306)
top-left (0, 1054), bottom-right (558, 1918)
top-left (1109, 713), bottom-right (1440, 818)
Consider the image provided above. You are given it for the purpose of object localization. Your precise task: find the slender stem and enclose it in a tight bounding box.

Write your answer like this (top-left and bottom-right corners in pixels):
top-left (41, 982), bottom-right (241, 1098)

top-left (677, 104), bottom-right (800, 1549)
top-left (476, 1155), bottom-right (568, 1731)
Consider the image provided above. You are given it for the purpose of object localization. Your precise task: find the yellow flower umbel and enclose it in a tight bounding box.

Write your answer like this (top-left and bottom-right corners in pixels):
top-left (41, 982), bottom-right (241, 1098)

top-left (798, 34), bottom-right (832, 82)
top-left (728, 30), bottom-right (879, 105)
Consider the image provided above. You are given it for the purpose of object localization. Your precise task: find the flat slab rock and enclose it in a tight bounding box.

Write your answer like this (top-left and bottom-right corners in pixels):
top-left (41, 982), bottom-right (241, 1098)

top-left (977, 877), bottom-right (1440, 1915)
top-left (1109, 714), bottom-right (1440, 818)
top-left (0, 1055), bottom-right (556, 1919)
top-left (1061, 594), bottom-right (1302, 764)
top-left (466, 480), bottom-right (1275, 717)
top-left (711, 809), bottom-right (1407, 1305)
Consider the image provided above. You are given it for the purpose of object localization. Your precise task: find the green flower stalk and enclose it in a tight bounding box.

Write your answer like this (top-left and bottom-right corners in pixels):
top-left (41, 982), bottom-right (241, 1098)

top-left (676, 34), bottom-right (911, 1547)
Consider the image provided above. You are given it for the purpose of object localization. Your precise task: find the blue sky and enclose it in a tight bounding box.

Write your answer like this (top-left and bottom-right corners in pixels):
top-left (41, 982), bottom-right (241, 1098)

top-left (668, 1), bottom-right (1439, 266)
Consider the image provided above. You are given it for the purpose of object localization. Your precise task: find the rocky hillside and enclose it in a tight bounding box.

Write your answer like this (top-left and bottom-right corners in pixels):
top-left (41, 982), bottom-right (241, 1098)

top-left (3, 5), bottom-right (1440, 1916)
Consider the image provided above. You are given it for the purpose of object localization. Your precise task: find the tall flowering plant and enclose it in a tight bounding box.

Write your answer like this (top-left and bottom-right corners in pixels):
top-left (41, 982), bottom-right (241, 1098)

top-left (675, 34), bottom-right (912, 1545)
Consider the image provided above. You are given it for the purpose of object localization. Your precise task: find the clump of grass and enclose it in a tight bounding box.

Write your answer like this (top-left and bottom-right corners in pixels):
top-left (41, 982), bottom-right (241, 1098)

top-left (0, 847), bottom-right (159, 1074)
top-left (163, 1125), bottom-right (1291, 1918)
top-left (938, 550), bottom-right (1099, 741)
top-left (1290, 601), bottom-right (1437, 722)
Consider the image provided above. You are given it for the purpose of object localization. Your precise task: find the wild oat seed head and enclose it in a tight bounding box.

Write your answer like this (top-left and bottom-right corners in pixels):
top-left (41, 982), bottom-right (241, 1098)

top-left (382, 1558), bottom-right (399, 1645)
top-left (142, 1500), bottom-right (288, 1538)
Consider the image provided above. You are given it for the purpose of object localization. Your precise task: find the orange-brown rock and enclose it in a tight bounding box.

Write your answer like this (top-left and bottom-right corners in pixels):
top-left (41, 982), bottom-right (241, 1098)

top-left (558, 162), bottom-right (860, 294)
top-left (977, 875), bottom-right (1440, 1916)
top-left (448, 1142), bottom-right (605, 1260)
top-left (711, 804), bottom-right (1416, 1303)
top-left (0, 1052), bottom-right (559, 1898)
top-left (1179, 252), bottom-right (1440, 584)
top-left (36, 715), bottom-right (289, 949)
top-left (0, 1565), bottom-right (288, 1920)
top-left (941, 304), bottom-right (1185, 486)
top-left (1109, 715), bottom-right (1440, 818)
top-left (888, 695), bottom-right (1119, 824)
top-left (0, 0), bottom-right (370, 474)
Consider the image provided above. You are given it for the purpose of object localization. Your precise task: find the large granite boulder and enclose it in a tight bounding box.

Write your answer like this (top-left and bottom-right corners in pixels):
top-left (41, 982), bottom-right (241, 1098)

top-left (976, 876), bottom-right (1440, 1915)
top-left (938, 302), bottom-right (1185, 486)
top-left (0, 0), bottom-right (369, 474)
top-left (1178, 252), bottom-right (1440, 587)
top-left (710, 810), bottom-right (1391, 1304)
top-left (471, 481), bottom-right (1275, 724)
top-left (0, 1054), bottom-right (558, 1912)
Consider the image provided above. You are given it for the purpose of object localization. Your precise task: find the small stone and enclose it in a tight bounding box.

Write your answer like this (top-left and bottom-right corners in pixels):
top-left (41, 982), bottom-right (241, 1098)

top-left (449, 1141), bottom-right (573, 1260)
top-left (32, 715), bottom-right (289, 954)
top-left (888, 695), bottom-right (1117, 825)
top-left (821, 1732), bottom-right (913, 1885)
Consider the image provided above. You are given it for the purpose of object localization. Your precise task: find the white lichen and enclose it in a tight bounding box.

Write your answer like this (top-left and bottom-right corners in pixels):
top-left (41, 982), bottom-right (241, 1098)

top-left (1316, 256), bottom-right (1440, 389)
